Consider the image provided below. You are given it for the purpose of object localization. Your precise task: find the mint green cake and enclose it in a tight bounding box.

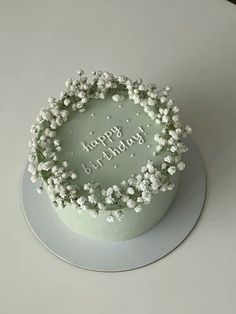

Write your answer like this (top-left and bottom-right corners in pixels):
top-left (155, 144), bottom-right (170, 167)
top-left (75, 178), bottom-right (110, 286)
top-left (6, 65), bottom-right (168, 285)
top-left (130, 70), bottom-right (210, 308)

top-left (28, 70), bottom-right (191, 241)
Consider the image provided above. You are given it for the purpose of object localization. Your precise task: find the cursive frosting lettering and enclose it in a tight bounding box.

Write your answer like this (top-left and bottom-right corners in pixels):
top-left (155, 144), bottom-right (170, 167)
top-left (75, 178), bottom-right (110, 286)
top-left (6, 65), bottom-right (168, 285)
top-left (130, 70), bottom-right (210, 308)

top-left (81, 126), bottom-right (146, 174)
top-left (81, 126), bottom-right (122, 152)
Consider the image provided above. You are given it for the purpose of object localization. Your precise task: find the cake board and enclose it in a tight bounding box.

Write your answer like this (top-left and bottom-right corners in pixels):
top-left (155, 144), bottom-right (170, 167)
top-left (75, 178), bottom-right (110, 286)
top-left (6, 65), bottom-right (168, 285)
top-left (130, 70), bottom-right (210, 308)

top-left (21, 139), bottom-right (206, 272)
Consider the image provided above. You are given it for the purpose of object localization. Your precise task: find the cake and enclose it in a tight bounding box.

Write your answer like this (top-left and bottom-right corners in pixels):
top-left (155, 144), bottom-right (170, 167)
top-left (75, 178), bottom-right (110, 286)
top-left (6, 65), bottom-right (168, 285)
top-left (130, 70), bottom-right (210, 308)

top-left (28, 70), bottom-right (192, 241)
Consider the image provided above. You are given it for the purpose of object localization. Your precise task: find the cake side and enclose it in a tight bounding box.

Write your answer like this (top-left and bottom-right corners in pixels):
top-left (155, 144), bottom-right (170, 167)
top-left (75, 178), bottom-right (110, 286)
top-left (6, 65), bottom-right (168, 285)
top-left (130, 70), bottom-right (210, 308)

top-left (54, 173), bottom-right (180, 240)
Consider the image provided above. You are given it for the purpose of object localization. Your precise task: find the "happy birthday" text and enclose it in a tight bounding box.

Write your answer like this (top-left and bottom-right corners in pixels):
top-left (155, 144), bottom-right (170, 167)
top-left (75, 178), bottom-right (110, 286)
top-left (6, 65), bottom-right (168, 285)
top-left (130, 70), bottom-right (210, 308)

top-left (81, 126), bottom-right (145, 174)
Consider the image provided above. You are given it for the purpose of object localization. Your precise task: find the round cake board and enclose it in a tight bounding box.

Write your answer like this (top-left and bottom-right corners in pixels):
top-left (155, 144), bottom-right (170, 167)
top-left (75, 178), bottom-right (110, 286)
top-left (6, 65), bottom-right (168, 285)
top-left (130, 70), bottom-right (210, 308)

top-left (21, 140), bottom-right (206, 272)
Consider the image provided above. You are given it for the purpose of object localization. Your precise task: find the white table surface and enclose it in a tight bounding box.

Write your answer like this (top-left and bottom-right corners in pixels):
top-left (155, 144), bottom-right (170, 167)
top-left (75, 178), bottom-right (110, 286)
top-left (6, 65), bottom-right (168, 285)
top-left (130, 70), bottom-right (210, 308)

top-left (0, 0), bottom-right (236, 313)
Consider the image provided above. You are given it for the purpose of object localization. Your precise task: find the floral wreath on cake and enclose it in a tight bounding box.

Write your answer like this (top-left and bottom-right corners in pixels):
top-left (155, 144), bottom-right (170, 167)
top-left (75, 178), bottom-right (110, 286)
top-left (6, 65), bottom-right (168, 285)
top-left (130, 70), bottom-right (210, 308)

top-left (28, 70), bottom-right (192, 223)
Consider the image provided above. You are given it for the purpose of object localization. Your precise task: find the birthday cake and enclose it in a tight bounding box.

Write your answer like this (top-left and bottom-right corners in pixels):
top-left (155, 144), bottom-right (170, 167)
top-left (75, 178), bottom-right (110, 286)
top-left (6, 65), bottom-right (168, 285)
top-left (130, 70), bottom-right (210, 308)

top-left (28, 70), bottom-right (192, 241)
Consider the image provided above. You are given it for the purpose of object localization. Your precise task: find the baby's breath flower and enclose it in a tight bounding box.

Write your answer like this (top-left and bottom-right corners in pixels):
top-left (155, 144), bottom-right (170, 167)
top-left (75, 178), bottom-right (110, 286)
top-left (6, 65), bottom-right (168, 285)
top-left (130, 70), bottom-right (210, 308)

top-left (167, 166), bottom-right (177, 175)
top-left (127, 187), bottom-right (135, 195)
top-left (177, 162), bottom-right (185, 171)
top-left (27, 70), bottom-right (191, 221)
top-left (106, 215), bottom-right (115, 223)
top-left (127, 199), bottom-right (136, 208)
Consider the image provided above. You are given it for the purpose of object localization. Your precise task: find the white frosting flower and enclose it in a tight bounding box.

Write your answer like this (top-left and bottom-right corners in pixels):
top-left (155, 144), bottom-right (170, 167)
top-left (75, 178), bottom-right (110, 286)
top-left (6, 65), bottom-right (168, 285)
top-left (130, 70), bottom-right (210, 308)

top-left (185, 125), bottom-right (192, 134)
top-left (76, 196), bottom-right (86, 205)
top-left (127, 199), bottom-right (136, 208)
top-left (154, 134), bottom-right (167, 146)
top-left (148, 98), bottom-right (155, 106)
top-left (28, 164), bottom-right (36, 175)
top-left (88, 194), bottom-right (97, 204)
top-left (151, 181), bottom-right (160, 190)
top-left (127, 178), bottom-right (135, 185)
top-left (65, 79), bottom-right (72, 88)
top-left (166, 97), bottom-right (173, 106)
top-left (112, 94), bottom-right (120, 102)
top-left (133, 94), bottom-right (140, 104)
top-left (144, 172), bottom-right (150, 180)
top-left (71, 172), bottom-right (77, 179)
top-left (170, 145), bottom-right (178, 152)
top-left (161, 162), bottom-right (167, 170)
top-left (172, 115), bottom-right (179, 122)
top-left (163, 108), bottom-right (169, 115)
top-left (146, 161), bottom-right (155, 173)
top-left (106, 215), bottom-right (115, 223)
top-left (134, 205), bottom-right (142, 213)
top-left (167, 166), bottom-right (177, 175)
top-left (114, 210), bottom-right (124, 221)
top-left (105, 196), bottom-right (115, 204)
top-left (172, 105), bottom-right (179, 113)
top-left (140, 99), bottom-right (147, 107)
top-left (142, 190), bottom-right (151, 199)
top-left (64, 99), bottom-right (70, 106)
top-left (81, 204), bottom-right (88, 211)
top-left (127, 187), bottom-right (135, 195)
top-left (156, 145), bottom-right (162, 153)
top-left (148, 111), bottom-right (156, 120)
top-left (169, 130), bottom-right (179, 140)
top-left (177, 162), bottom-right (185, 171)
top-left (98, 203), bottom-right (106, 210)
top-left (160, 184), bottom-right (168, 192)
top-left (137, 197), bottom-right (144, 203)
top-left (160, 96), bottom-right (166, 104)
top-left (164, 155), bottom-right (173, 163)
top-left (138, 180), bottom-right (148, 191)
top-left (120, 180), bottom-right (127, 187)
top-left (168, 183), bottom-right (174, 190)
top-left (83, 183), bottom-right (92, 191)
top-left (106, 187), bottom-right (114, 196)
top-left (162, 115), bottom-right (170, 123)
top-left (141, 166), bottom-right (147, 173)
top-left (37, 186), bottom-right (43, 194)
top-left (112, 185), bottom-right (120, 192)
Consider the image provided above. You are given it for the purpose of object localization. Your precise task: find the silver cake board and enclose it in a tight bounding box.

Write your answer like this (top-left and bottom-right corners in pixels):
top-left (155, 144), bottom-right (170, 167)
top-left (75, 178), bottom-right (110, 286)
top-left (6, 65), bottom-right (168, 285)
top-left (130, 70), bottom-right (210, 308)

top-left (21, 140), bottom-right (206, 272)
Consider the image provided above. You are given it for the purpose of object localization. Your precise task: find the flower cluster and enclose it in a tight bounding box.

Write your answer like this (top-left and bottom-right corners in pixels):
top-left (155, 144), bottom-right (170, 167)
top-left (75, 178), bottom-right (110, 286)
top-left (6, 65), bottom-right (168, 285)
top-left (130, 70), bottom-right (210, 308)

top-left (28, 70), bottom-right (192, 223)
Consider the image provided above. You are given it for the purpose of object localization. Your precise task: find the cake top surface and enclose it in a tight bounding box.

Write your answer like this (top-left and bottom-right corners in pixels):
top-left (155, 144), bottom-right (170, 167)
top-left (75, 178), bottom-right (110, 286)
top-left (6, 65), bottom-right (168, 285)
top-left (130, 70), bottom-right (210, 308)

top-left (28, 70), bottom-right (191, 221)
top-left (56, 96), bottom-right (165, 187)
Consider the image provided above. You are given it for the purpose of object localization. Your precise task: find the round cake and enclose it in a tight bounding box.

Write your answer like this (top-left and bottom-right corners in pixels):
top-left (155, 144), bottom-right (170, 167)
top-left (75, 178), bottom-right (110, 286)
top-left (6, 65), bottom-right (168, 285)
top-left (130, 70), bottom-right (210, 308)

top-left (28, 70), bottom-right (191, 241)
